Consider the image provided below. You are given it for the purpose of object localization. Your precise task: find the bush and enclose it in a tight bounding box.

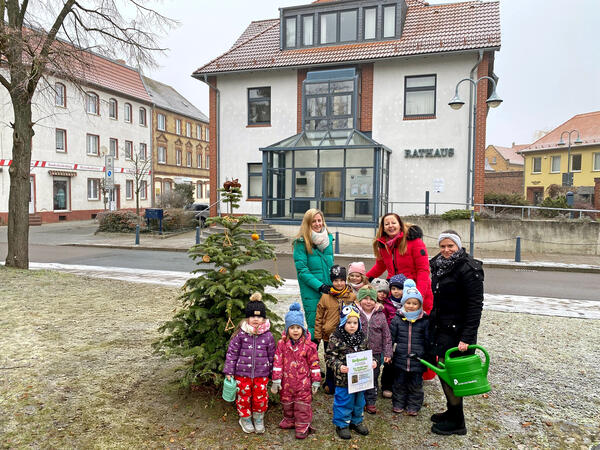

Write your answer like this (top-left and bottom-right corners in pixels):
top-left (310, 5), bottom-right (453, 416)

top-left (484, 193), bottom-right (529, 206)
top-left (147, 208), bottom-right (197, 232)
top-left (174, 183), bottom-right (194, 206)
top-left (441, 209), bottom-right (479, 221)
top-left (97, 210), bottom-right (141, 232)
top-left (538, 195), bottom-right (569, 218)
top-left (157, 190), bottom-right (186, 209)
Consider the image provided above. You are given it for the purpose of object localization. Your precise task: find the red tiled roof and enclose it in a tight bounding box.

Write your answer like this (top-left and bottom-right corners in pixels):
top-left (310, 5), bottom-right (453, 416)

top-left (519, 111), bottom-right (600, 153)
top-left (491, 145), bottom-right (525, 165)
top-left (193, 0), bottom-right (500, 76)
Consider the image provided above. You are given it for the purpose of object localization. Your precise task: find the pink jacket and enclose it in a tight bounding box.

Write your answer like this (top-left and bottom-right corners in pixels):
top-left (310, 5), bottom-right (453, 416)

top-left (272, 332), bottom-right (321, 399)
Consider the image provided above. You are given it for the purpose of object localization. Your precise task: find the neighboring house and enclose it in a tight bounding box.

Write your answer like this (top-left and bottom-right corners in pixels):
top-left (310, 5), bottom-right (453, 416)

top-left (0, 55), bottom-right (153, 224)
top-left (192, 0), bottom-right (501, 232)
top-left (518, 111), bottom-right (600, 205)
top-left (142, 77), bottom-right (210, 205)
top-left (484, 143), bottom-right (526, 195)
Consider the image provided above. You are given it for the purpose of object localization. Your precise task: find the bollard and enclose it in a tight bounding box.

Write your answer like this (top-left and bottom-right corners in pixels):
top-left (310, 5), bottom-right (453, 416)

top-left (425, 191), bottom-right (430, 216)
top-left (514, 236), bottom-right (521, 262)
top-left (196, 226), bottom-right (200, 245)
top-left (566, 191), bottom-right (574, 219)
top-left (335, 231), bottom-right (340, 254)
top-left (260, 230), bottom-right (264, 240)
top-left (135, 224), bottom-right (140, 245)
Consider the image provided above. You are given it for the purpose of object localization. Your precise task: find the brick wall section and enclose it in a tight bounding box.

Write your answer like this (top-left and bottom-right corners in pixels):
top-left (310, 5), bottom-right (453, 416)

top-left (473, 51), bottom-right (492, 207)
top-left (297, 69), bottom-right (308, 133)
top-left (360, 63), bottom-right (373, 132)
top-left (208, 76), bottom-right (218, 216)
top-left (484, 171), bottom-right (524, 195)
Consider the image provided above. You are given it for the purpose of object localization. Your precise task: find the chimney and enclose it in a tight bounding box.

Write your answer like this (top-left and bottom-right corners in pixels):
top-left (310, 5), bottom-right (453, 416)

top-left (116, 59), bottom-right (126, 65)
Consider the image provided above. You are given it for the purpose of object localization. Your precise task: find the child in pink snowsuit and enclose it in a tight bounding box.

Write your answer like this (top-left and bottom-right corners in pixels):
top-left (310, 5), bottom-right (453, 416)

top-left (271, 303), bottom-right (321, 439)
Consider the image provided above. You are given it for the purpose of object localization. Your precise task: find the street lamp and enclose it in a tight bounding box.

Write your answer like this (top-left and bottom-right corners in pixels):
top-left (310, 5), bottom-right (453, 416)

top-left (448, 76), bottom-right (502, 256)
top-left (557, 130), bottom-right (583, 187)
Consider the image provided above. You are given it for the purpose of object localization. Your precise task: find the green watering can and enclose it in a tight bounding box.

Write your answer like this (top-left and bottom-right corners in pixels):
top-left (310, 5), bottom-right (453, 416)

top-left (417, 344), bottom-right (491, 397)
top-left (222, 376), bottom-right (238, 403)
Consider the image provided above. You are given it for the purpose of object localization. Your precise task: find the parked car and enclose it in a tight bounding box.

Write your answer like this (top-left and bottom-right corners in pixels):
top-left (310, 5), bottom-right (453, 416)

top-left (184, 203), bottom-right (210, 227)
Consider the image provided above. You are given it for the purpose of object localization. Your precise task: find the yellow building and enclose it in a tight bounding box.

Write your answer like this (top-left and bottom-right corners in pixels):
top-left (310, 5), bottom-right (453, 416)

top-left (142, 76), bottom-right (210, 205)
top-left (519, 111), bottom-right (600, 204)
top-left (485, 143), bottom-right (526, 172)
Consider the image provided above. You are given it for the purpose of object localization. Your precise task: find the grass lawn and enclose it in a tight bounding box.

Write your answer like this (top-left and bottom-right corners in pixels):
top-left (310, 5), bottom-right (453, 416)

top-left (1, 268), bottom-right (598, 449)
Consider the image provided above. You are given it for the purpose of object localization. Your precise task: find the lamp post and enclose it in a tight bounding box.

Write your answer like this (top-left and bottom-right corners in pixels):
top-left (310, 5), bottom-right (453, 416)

top-left (557, 130), bottom-right (583, 187)
top-left (448, 76), bottom-right (502, 256)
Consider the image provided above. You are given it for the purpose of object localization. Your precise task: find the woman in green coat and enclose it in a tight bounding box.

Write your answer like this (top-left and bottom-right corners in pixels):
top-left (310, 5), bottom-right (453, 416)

top-left (293, 208), bottom-right (334, 338)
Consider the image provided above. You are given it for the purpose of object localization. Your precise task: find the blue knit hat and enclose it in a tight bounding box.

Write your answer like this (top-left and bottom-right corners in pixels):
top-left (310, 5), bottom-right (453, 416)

top-left (389, 273), bottom-right (407, 289)
top-left (285, 302), bottom-right (306, 333)
top-left (401, 279), bottom-right (423, 306)
top-left (339, 303), bottom-right (361, 330)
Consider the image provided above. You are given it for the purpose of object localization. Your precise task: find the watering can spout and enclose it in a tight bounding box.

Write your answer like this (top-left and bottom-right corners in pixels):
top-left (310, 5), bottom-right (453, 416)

top-left (408, 353), bottom-right (450, 385)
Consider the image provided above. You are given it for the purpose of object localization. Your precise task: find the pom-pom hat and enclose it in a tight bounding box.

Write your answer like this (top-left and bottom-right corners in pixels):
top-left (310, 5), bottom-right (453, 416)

top-left (245, 292), bottom-right (266, 318)
top-left (371, 278), bottom-right (390, 293)
top-left (348, 262), bottom-right (366, 275)
top-left (285, 302), bottom-right (306, 332)
top-left (401, 279), bottom-right (423, 306)
top-left (339, 303), bottom-right (361, 330)
top-left (330, 265), bottom-right (347, 282)
top-left (389, 273), bottom-right (407, 289)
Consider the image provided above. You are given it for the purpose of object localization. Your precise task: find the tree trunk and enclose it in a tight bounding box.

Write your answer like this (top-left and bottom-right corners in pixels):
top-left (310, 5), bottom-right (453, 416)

top-left (6, 99), bottom-right (34, 269)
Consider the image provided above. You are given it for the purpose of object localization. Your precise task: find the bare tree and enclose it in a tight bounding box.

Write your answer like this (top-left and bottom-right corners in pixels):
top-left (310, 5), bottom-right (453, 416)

top-left (127, 147), bottom-right (152, 219)
top-left (0, 0), bottom-right (174, 269)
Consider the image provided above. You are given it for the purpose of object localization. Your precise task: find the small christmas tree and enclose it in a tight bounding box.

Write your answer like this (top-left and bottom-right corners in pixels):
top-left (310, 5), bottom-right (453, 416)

top-left (153, 180), bottom-right (283, 386)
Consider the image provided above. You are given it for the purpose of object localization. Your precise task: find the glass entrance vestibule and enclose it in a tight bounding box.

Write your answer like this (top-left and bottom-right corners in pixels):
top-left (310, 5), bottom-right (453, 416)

top-left (259, 129), bottom-right (390, 225)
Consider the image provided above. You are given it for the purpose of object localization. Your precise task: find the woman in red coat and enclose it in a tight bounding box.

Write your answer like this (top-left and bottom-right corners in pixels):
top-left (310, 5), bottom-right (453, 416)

top-left (366, 213), bottom-right (433, 314)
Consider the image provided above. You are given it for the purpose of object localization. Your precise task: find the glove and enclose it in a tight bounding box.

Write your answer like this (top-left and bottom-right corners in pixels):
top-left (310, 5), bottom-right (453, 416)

top-left (311, 382), bottom-right (320, 394)
top-left (368, 276), bottom-right (374, 283)
top-left (270, 380), bottom-right (281, 394)
top-left (319, 284), bottom-right (331, 294)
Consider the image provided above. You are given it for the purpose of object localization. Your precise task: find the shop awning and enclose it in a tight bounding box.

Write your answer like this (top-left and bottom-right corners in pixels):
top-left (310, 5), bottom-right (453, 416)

top-left (260, 129), bottom-right (391, 152)
top-left (48, 170), bottom-right (77, 177)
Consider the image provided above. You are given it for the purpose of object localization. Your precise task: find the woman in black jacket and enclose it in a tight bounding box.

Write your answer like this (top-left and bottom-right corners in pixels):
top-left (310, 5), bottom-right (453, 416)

top-left (429, 230), bottom-right (484, 436)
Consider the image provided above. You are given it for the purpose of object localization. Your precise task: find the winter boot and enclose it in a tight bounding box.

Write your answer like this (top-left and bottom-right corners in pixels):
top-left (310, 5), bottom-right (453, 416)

top-left (336, 426), bottom-right (351, 440)
top-left (431, 402), bottom-right (451, 423)
top-left (350, 422), bottom-right (369, 436)
top-left (239, 416), bottom-right (255, 433)
top-left (252, 412), bottom-right (265, 434)
top-left (279, 403), bottom-right (295, 429)
top-left (431, 403), bottom-right (467, 436)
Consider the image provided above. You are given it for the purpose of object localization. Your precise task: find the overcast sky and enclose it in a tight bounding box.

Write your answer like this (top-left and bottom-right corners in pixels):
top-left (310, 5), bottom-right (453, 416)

top-left (147, 0), bottom-right (600, 147)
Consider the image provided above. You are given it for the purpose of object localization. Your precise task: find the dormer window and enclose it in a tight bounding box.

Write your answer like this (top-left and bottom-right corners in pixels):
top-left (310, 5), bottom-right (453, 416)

top-left (320, 13), bottom-right (336, 44)
top-left (303, 15), bottom-right (314, 45)
top-left (285, 17), bottom-right (297, 48)
top-left (340, 10), bottom-right (358, 42)
top-left (364, 8), bottom-right (377, 39)
top-left (383, 5), bottom-right (396, 38)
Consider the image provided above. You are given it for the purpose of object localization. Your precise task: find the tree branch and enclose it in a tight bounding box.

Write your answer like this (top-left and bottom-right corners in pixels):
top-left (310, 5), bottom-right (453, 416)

top-left (16, 0), bottom-right (27, 27)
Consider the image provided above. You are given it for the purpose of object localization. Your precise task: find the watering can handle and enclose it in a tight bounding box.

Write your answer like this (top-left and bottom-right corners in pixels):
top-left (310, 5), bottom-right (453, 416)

top-left (444, 344), bottom-right (490, 376)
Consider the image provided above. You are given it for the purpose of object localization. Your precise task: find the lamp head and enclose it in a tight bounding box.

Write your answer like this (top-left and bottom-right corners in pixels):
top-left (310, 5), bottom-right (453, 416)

top-left (448, 95), bottom-right (465, 110)
top-left (557, 138), bottom-right (565, 146)
top-left (574, 137), bottom-right (583, 145)
top-left (486, 91), bottom-right (503, 108)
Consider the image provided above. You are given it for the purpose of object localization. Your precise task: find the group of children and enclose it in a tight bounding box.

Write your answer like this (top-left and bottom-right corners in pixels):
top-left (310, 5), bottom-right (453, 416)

top-left (224, 263), bottom-right (430, 439)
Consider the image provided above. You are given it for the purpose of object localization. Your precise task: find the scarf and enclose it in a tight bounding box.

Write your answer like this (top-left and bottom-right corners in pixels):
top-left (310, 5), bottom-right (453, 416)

top-left (385, 232), bottom-right (403, 250)
top-left (400, 307), bottom-right (422, 322)
top-left (349, 281), bottom-right (365, 292)
top-left (390, 296), bottom-right (402, 310)
top-left (330, 285), bottom-right (351, 298)
top-left (311, 228), bottom-right (329, 252)
top-left (339, 328), bottom-right (364, 350)
top-left (433, 248), bottom-right (466, 277)
top-left (241, 319), bottom-right (271, 336)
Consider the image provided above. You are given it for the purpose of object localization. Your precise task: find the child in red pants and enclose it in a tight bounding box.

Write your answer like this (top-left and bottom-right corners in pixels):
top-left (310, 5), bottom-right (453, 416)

top-left (271, 303), bottom-right (321, 439)
top-left (224, 293), bottom-right (276, 434)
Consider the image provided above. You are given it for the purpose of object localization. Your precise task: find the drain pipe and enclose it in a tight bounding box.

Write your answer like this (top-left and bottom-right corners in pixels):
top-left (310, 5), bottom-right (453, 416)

top-left (200, 75), bottom-right (221, 215)
top-left (466, 50), bottom-right (483, 207)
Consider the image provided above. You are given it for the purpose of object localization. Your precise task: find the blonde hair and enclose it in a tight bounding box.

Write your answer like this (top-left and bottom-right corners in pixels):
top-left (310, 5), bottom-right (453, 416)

top-left (373, 213), bottom-right (411, 258)
top-left (294, 208), bottom-right (328, 254)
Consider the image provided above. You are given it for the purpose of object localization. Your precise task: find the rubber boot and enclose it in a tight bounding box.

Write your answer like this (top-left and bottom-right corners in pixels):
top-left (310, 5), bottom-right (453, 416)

top-left (252, 412), bottom-right (265, 434)
top-left (279, 402), bottom-right (295, 429)
top-left (239, 416), bottom-right (255, 433)
top-left (431, 403), bottom-right (467, 436)
top-left (431, 402), bottom-right (451, 423)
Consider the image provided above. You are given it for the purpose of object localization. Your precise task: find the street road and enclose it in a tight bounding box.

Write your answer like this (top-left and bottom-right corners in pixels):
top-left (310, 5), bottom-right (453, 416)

top-left (1, 243), bottom-right (598, 301)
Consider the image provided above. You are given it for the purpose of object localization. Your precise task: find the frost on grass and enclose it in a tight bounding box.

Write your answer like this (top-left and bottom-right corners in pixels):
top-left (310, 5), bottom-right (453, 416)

top-left (0, 269), bottom-right (599, 448)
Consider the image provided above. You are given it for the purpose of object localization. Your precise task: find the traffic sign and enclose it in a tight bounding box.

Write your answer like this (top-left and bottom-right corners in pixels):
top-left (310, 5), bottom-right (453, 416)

top-left (105, 155), bottom-right (114, 188)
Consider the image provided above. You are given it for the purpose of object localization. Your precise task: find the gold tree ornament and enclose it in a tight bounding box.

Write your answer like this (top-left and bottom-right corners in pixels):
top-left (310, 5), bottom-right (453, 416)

top-left (202, 255), bottom-right (211, 263)
top-left (219, 267), bottom-right (227, 274)
top-left (224, 316), bottom-right (235, 331)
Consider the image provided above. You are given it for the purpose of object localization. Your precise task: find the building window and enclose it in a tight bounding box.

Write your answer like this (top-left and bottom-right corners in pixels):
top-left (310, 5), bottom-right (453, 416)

top-left (109, 98), bottom-right (118, 119)
top-left (176, 149), bottom-right (182, 166)
top-left (197, 153), bottom-right (202, 168)
top-left (206, 154), bottom-right (210, 169)
top-left (285, 17), bottom-right (296, 48)
top-left (55, 83), bottom-right (66, 107)
top-left (248, 87), bottom-right (271, 125)
top-left (491, 157), bottom-right (497, 164)
top-left (186, 151), bottom-right (192, 167)
top-left (532, 157), bottom-right (542, 173)
top-left (248, 163), bottom-right (263, 199)
top-left (126, 180), bottom-right (133, 199)
top-left (158, 146), bottom-right (166, 164)
top-left (206, 184), bottom-right (210, 199)
top-left (339, 10), bottom-right (357, 42)
top-left (139, 143), bottom-right (147, 161)
top-left (364, 8), bottom-right (377, 40)
top-left (176, 119), bottom-right (181, 135)
top-left (551, 155), bottom-right (561, 173)
top-left (157, 113), bottom-right (166, 131)
top-left (109, 138), bottom-right (118, 158)
top-left (186, 122), bottom-right (191, 137)
top-left (320, 12), bottom-right (336, 44)
top-left (125, 141), bottom-right (133, 160)
top-left (196, 124), bottom-right (202, 139)
top-left (140, 180), bottom-right (147, 200)
top-left (303, 15), bottom-right (314, 46)
top-left (571, 154), bottom-right (582, 172)
top-left (139, 107), bottom-right (147, 126)
top-left (206, 127), bottom-right (209, 141)
top-left (53, 177), bottom-right (69, 210)
top-left (55, 129), bottom-right (66, 152)
top-left (124, 103), bottom-right (132, 123)
top-left (197, 183), bottom-right (202, 198)
top-left (594, 153), bottom-right (600, 171)
top-left (304, 69), bottom-right (356, 131)
top-left (383, 5), bottom-right (396, 38)
top-left (86, 134), bottom-right (99, 156)
top-left (87, 178), bottom-right (100, 200)
top-left (86, 92), bottom-right (99, 115)
top-left (404, 75), bottom-right (436, 117)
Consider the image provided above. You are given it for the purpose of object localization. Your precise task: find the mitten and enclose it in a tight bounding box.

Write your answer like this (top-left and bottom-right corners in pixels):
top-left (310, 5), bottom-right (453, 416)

top-left (270, 380), bottom-right (281, 394)
top-left (311, 382), bottom-right (320, 394)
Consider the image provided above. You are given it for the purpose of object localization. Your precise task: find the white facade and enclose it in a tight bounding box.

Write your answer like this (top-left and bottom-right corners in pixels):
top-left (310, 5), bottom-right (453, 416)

top-left (0, 72), bottom-right (152, 220)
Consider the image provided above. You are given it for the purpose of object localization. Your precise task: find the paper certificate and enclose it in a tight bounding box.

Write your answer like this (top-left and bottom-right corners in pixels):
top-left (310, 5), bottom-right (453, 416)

top-left (346, 350), bottom-right (374, 394)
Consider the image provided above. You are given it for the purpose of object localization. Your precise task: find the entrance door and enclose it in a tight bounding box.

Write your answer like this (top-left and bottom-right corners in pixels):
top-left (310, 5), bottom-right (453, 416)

top-left (112, 185), bottom-right (121, 210)
top-left (29, 176), bottom-right (35, 214)
top-left (319, 169), bottom-right (343, 218)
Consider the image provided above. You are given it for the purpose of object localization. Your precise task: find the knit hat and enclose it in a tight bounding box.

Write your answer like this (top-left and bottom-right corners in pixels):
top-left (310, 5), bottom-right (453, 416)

top-left (401, 279), bottom-right (423, 306)
top-left (348, 261), bottom-right (366, 276)
top-left (285, 302), bottom-right (306, 333)
top-left (330, 265), bottom-right (347, 282)
top-left (389, 273), bottom-right (407, 289)
top-left (339, 303), bottom-right (361, 329)
top-left (371, 278), bottom-right (390, 293)
top-left (245, 292), bottom-right (266, 318)
top-left (357, 286), bottom-right (377, 302)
